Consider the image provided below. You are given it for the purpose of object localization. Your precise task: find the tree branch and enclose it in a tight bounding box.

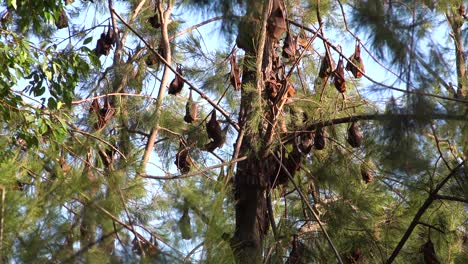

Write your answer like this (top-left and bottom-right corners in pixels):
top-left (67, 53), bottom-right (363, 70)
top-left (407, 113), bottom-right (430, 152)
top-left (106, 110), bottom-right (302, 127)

top-left (386, 161), bottom-right (465, 264)
top-left (169, 16), bottom-right (224, 41)
top-left (287, 19), bottom-right (468, 104)
top-left (282, 112), bottom-right (467, 143)
top-left (141, 1), bottom-right (173, 171)
top-left (141, 156), bottom-right (247, 180)
top-left (434, 194), bottom-right (468, 204)
top-left (111, 9), bottom-right (240, 132)
top-left (272, 153), bottom-right (343, 264)
top-left (71, 93), bottom-right (155, 105)
top-left (417, 221), bottom-right (445, 234)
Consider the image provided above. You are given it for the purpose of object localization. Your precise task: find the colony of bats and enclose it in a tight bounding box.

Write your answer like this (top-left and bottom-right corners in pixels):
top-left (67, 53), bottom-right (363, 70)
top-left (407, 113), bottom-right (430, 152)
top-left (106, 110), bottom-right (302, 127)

top-left (75, 1), bottom-right (454, 260)
top-left (87, 2), bottom-right (371, 180)
top-left (140, 0), bottom-right (371, 179)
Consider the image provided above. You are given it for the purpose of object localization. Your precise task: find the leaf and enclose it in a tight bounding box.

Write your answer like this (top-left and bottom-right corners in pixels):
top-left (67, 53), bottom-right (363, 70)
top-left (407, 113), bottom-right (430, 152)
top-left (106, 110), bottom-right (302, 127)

top-left (47, 97), bottom-right (57, 109)
top-left (83, 37), bottom-right (93, 45)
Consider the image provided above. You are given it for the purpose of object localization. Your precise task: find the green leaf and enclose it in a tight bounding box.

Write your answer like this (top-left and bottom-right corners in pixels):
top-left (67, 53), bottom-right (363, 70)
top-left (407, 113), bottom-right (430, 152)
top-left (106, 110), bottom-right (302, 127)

top-left (83, 37), bottom-right (93, 45)
top-left (47, 98), bottom-right (57, 109)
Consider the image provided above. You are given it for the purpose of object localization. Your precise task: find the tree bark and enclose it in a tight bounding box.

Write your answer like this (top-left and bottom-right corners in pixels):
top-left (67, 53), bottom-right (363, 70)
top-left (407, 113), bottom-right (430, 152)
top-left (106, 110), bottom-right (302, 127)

top-left (232, 1), bottom-right (271, 262)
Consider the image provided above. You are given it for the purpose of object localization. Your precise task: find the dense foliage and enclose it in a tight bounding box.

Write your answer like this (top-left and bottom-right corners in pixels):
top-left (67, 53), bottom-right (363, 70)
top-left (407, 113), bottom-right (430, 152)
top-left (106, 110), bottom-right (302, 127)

top-left (0, 0), bottom-right (466, 263)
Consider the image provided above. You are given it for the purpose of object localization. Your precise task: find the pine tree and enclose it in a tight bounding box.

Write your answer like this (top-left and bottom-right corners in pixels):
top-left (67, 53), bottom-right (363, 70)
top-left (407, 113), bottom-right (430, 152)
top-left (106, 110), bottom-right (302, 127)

top-left (0, 0), bottom-right (466, 263)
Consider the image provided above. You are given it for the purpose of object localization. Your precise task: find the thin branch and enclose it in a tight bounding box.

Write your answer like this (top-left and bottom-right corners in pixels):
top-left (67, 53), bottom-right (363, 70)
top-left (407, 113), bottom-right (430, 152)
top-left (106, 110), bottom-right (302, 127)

top-left (111, 9), bottom-right (240, 131)
top-left (434, 194), bottom-right (468, 204)
top-left (169, 16), bottom-right (224, 41)
top-left (386, 161), bottom-right (465, 264)
top-left (72, 93), bottom-right (155, 105)
top-left (117, 186), bottom-right (145, 257)
top-left (417, 222), bottom-right (445, 234)
top-left (282, 112), bottom-right (467, 144)
top-left (227, 128), bottom-right (244, 181)
top-left (430, 124), bottom-right (451, 170)
top-left (142, 156), bottom-right (247, 180)
top-left (0, 186), bottom-right (4, 256)
top-left (64, 228), bottom-right (123, 262)
top-left (267, 193), bottom-right (278, 239)
top-left (272, 153), bottom-right (343, 264)
top-left (69, 126), bottom-right (127, 160)
top-left (184, 241), bottom-right (204, 263)
top-left (287, 19), bottom-right (468, 104)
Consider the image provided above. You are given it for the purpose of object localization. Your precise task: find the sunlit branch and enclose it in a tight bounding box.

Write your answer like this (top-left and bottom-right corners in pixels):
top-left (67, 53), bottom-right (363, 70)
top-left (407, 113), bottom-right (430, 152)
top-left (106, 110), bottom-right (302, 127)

top-left (169, 16), bottom-right (224, 41)
top-left (111, 8), bottom-right (240, 131)
top-left (287, 19), bottom-right (468, 104)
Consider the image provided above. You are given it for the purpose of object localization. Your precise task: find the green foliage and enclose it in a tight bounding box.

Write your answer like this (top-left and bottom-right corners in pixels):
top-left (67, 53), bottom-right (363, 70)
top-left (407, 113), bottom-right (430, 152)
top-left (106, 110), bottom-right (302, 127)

top-left (0, 0), bottom-right (466, 263)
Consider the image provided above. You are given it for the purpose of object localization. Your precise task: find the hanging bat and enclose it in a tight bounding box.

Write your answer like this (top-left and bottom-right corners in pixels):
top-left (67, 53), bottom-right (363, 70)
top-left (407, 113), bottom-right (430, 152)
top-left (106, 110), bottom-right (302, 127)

top-left (333, 58), bottom-right (346, 93)
top-left (230, 54), bottom-right (241, 91)
top-left (184, 89), bottom-right (198, 123)
top-left (318, 53), bottom-right (335, 79)
top-left (205, 111), bottom-right (226, 151)
top-left (360, 165), bottom-right (374, 184)
top-left (267, 0), bottom-right (287, 39)
top-left (347, 122), bottom-right (363, 148)
top-left (345, 43), bottom-right (365, 78)
top-left (282, 32), bottom-right (297, 59)
top-left (314, 127), bottom-right (327, 150)
top-left (168, 65), bottom-right (184, 95)
top-left (175, 143), bottom-right (191, 173)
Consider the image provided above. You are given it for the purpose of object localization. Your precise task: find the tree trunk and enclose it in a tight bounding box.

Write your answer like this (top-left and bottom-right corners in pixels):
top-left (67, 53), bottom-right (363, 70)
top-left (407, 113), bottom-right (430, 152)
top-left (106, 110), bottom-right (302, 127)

top-left (448, 6), bottom-right (468, 162)
top-left (233, 1), bottom-right (272, 262)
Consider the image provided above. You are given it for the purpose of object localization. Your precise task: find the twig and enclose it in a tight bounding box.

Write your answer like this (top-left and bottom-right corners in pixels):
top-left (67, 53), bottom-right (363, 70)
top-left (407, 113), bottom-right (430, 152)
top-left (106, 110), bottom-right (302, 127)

top-left (69, 126), bottom-right (127, 160)
top-left (183, 241), bottom-right (204, 263)
top-left (142, 156), bottom-right (247, 180)
top-left (72, 93), bottom-right (156, 105)
top-left (386, 161), bottom-right (465, 264)
top-left (430, 124), bottom-right (451, 170)
top-left (117, 186), bottom-right (145, 257)
top-left (64, 228), bottom-right (123, 262)
top-left (417, 221), bottom-right (445, 234)
top-left (267, 193), bottom-right (278, 238)
top-left (227, 128), bottom-right (244, 182)
top-left (169, 16), bottom-right (224, 41)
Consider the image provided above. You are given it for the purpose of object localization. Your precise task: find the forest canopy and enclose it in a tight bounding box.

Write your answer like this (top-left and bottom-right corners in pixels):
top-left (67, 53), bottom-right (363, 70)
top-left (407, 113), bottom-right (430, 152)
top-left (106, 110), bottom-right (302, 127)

top-left (0, 0), bottom-right (467, 263)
